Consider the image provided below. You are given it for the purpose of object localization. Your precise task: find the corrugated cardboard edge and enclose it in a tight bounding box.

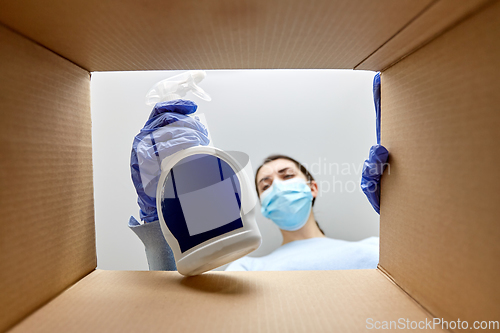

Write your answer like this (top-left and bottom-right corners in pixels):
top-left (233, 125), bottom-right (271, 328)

top-left (376, 265), bottom-right (451, 332)
top-left (355, 0), bottom-right (495, 72)
top-left (6, 269), bottom-right (99, 333)
top-left (0, 22), bottom-right (89, 72)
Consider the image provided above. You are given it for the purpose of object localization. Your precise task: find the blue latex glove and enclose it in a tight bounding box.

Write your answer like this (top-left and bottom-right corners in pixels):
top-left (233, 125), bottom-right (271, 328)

top-left (361, 73), bottom-right (389, 214)
top-left (130, 99), bottom-right (210, 222)
top-left (361, 145), bottom-right (389, 214)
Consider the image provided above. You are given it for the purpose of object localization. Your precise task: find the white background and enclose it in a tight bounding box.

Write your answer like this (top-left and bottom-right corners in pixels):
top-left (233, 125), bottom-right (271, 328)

top-left (91, 69), bottom-right (379, 271)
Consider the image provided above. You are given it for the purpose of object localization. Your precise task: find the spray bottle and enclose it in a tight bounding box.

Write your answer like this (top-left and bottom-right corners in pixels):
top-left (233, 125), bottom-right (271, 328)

top-left (146, 71), bottom-right (262, 276)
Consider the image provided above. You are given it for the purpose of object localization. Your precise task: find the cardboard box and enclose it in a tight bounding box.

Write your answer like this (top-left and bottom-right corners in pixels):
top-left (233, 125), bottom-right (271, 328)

top-left (0, 0), bottom-right (498, 331)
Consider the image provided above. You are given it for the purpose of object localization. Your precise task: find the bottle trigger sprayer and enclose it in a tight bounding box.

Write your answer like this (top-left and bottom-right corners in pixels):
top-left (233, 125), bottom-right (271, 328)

top-left (146, 71), bottom-right (262, 276)
top-left (145, 70), bottom-right (212, 105)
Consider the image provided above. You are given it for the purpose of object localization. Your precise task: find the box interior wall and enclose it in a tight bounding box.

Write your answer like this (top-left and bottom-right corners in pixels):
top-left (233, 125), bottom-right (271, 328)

top-left (1, 0), bottom-right (499, 331)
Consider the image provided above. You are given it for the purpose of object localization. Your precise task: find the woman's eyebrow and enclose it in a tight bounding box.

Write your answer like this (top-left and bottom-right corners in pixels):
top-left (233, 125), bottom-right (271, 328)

top-left (258, 176), bottom-right (271, 185)
top-left (258, 167), bottom-right (293, 185)
top-left (277, 167), bottom-right (291, 174)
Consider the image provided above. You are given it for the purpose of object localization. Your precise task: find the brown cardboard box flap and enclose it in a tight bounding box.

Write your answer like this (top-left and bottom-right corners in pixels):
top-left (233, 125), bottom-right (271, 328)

top-left (0, 0), bottom-right (432, 71)
top-left (0, 24), bottom-right (95, 332)
top-left (9, 269), bottom-right (444, 333)
top-left (356, 0), bottom-right (493, 71)
top-left (380, 0), bottom-right (500, 326)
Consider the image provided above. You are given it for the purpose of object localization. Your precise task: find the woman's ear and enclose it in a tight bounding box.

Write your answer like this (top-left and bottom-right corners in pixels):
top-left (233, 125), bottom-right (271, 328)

top-left (309, 180), bottom-right (318, 198)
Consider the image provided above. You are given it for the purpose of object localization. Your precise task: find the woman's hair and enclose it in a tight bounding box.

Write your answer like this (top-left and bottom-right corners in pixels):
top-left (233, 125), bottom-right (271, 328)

top-left (254, 154), bottom-right (324, 235)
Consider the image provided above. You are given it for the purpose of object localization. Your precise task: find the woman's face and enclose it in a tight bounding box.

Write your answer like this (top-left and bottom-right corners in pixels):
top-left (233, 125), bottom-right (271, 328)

top-left (256, 158), bottom-right (315, 198)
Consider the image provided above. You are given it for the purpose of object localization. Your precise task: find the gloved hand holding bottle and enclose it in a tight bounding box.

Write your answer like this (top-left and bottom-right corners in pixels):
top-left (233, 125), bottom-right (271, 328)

top-left (128, 71), bottom-right (212, 271)
top-left (130, 99), bottom-right (210, 223)
top-left (128, 99), bottom-right (210, 271)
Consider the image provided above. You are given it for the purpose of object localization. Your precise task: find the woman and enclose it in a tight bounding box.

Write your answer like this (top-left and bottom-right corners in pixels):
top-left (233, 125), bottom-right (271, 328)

top-left (225, 154), bottom-right (379, 271)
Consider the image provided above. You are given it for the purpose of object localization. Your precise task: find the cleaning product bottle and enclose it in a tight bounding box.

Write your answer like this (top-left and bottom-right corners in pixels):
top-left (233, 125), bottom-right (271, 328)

top-left (147, 71), bottom-right (262, 276)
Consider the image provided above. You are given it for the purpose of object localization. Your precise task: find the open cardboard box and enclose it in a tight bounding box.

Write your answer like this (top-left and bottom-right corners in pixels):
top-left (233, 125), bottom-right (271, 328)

top-left (1, 1), bottom-right (499, 332)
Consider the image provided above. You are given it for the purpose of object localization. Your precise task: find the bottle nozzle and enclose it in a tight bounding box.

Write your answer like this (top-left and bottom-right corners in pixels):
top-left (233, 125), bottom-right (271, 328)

top-left (145, 71), bottom-right (211, 106)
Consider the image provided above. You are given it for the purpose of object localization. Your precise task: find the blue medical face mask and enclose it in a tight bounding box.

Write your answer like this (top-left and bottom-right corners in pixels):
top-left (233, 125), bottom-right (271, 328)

top-left (260, 178), bottom-right (313, 231)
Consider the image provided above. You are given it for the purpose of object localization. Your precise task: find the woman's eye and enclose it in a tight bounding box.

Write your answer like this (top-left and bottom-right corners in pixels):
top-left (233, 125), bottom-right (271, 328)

top-left (262, 185), bottom-right (270, 191)
top-left (284, 174), bottom-right (294, 179)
